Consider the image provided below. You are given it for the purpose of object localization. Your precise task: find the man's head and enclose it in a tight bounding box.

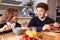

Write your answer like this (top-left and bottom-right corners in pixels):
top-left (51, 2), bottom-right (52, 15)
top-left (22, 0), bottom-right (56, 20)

top-left (36, 3), bottom-right (49, 18)
top-left (25, 3), bottom-right (31, 9)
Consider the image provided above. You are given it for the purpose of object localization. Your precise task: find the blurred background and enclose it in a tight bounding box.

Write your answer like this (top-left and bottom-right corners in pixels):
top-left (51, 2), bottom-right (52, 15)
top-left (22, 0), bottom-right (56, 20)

top-left (0, 0), bottom-right (60, 24)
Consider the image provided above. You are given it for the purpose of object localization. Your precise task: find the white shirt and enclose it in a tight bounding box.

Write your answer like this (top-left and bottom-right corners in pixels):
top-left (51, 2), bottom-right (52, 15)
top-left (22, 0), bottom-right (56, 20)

top-left (6, 22), bottom-right (16, 29)
top-left (22, 8), bottom-right (33, 15)
top-left (39, 17), bottom-right (46, 21)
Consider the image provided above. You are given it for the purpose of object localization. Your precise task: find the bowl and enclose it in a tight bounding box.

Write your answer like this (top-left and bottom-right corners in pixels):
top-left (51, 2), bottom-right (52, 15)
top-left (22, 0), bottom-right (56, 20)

top-left (12, 27), bottom-right (26, 35)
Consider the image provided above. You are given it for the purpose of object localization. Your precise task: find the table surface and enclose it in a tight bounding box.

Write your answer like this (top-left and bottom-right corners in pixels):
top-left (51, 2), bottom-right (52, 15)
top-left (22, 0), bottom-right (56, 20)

top-left (0, 32), bottom-right (60, 40)
top-left (42, 32), bottom-right (60, 40)
top-left (42, 32), bottom-right (60, 36)
top-left (0, 32), bottom-right (22, 40)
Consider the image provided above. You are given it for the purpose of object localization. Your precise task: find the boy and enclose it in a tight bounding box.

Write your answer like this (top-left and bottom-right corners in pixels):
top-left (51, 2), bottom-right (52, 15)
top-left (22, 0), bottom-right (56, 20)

top-left (28, 3), bottom-right (55, 32)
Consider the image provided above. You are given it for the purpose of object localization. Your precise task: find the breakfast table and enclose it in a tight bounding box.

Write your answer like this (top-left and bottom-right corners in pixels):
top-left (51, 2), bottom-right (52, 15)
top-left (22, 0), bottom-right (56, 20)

top-left (0, 32), bottom-right (22, 40)
top-left (42, 32), bottom-right (60, 40)
top-left (0, 32), bottom-right (42, 40)
top-left (0, 31), bottom-right (60, 40)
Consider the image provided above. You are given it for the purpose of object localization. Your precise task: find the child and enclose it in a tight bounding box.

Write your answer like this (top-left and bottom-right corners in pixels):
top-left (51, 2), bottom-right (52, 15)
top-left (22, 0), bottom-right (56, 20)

top-left (28, 3), bottom-right (55, 32)
top-left (0, 8), bottom-right (21, 34)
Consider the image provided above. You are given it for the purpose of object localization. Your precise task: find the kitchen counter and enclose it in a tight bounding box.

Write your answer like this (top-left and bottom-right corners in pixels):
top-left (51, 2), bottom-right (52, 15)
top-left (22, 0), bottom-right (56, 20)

top-left (18, 17), bottom-right (32, 24)
top-left (18, 17), bottom-right (32, 19)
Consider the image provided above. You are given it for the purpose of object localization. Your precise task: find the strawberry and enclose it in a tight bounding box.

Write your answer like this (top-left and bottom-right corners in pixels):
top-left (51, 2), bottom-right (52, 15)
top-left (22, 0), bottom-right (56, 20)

top-left (20, 38), bottom-right (28, 40)
top-left (35, 36), bottom-right (41, 40)
top-left (22, 34), bottom-right (28, 38)
top-left (20, 34), bottom-right (28, 40)
top-left (39, 36), bottom-right (42, 39)
top-left (28, 37), bottom-right (32, 40)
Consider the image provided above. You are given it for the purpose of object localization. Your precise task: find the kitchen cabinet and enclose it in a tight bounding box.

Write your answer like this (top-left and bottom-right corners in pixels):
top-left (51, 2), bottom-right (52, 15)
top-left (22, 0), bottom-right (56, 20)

top-left (0, 0), bottom-right (30, 15)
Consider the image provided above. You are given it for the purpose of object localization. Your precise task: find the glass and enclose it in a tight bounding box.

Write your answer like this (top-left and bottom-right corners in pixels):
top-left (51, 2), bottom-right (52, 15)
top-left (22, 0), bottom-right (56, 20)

top-left (26, 27), bottom-right (36, 32)
top-left (31, 27), bottom-right (36, 32)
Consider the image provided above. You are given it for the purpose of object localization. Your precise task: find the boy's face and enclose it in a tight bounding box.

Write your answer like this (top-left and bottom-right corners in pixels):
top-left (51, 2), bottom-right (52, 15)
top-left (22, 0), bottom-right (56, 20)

top-left (36, 7), bottom-right (47, 18)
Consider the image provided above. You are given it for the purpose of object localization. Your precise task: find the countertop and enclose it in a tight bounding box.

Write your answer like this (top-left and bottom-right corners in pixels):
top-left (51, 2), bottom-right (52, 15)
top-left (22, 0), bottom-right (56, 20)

top-left (18, 17), bottom-right (32, 19)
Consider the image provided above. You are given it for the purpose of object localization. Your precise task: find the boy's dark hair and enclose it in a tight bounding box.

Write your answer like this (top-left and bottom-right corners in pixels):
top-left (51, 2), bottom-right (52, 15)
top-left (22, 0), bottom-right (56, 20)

top-left (36, 3), bottom-right (49, 11)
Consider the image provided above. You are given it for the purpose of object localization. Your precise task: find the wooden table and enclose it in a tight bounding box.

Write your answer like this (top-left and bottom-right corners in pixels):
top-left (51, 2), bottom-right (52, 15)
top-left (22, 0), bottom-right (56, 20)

top-left (0, 32), bottom-right (22, 40)
top-left (1, 32), bottom-right (60, 40)
top-left (42, 32), bottom-right (60, 40)
top-left (0, 32), bottom-right (42, 40)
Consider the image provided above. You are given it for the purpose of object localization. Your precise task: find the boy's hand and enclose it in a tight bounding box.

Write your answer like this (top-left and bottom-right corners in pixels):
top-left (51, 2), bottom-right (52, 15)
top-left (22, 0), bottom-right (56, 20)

top-left (42, 24), bottom-right (50, 31)
top-left (53, 22), bottom-right (60, 27)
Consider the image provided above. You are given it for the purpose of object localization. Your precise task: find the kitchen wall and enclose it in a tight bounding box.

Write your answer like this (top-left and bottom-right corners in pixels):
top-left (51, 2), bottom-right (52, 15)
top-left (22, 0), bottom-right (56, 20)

top-left (0, 0), bottom-right (31, 16)
top-left (0, 0), bottom-right (57, 20)
top-left (0, 5), bottom-right (23, 15)
top-left (56, 0), bottom-right (60, 6)
top-left (48, 0), bottom-right (56, 20)
top-left (33, 0), bottom-right (47, 13)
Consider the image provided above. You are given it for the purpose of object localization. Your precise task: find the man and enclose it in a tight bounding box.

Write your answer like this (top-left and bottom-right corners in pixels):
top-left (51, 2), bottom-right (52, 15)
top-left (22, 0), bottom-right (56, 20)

top-left (22, 3), bottom-right (34, 17)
